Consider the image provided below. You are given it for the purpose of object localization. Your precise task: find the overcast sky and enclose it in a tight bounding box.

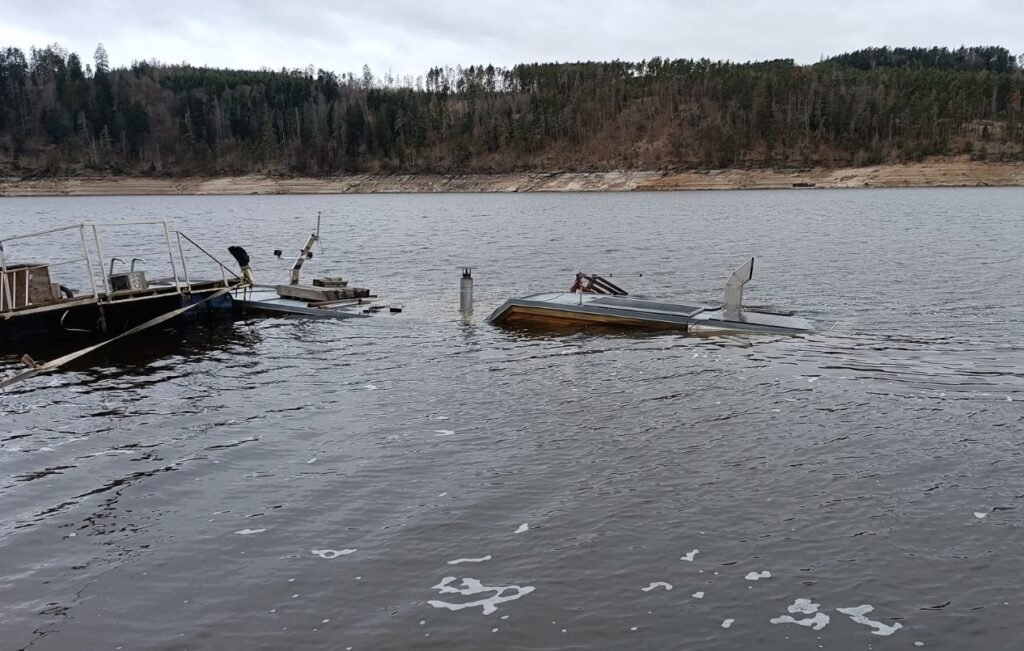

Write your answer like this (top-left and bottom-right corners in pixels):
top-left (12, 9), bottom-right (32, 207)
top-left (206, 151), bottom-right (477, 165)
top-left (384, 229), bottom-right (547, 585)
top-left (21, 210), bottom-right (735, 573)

top-left (2, 0), bottom-right (1020, 77)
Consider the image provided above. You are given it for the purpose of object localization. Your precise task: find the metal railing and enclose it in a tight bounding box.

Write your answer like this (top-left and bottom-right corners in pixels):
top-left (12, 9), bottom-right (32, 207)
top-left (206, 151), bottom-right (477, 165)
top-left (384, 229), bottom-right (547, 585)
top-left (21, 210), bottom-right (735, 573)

top-left (1, 221), bottom-right (243, 316)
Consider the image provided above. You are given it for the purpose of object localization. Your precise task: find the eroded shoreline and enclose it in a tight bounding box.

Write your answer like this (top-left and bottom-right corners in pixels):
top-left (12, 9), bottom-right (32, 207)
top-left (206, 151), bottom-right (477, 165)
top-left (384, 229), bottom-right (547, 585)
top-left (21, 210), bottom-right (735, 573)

top-left (2, 160), bottom-right (1022, 196)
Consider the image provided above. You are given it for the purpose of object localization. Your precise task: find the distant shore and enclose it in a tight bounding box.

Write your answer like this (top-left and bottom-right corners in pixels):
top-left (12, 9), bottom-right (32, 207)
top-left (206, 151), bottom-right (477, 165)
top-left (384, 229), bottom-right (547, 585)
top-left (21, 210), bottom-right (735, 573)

top-left (2, 160), bottom-right (1022, 197)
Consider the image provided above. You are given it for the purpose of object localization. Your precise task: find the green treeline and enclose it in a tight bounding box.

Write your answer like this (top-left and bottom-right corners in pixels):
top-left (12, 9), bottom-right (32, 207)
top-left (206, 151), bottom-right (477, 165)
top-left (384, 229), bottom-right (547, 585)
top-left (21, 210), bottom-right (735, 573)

top-left (1, 44), bottom-right (1022, 176)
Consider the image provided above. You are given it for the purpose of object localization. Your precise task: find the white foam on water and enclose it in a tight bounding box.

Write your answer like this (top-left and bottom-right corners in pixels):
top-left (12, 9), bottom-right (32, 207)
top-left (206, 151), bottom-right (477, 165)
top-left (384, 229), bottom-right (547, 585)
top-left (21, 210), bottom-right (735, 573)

top-left (427, 576), bottom-right (535, 615)
top-left (680, 549), bottom-right (699, 561)
top-left (235, 528), bottom-right (266, 535)
top-left (836, 605), bottom-right (903, 636)
top-left (436, 416), bottom-right (450, 420)
top-left (514, 523), bottom-right (529, 534)
top-left (448, 555), bottom-right (492, 565)
top-left (692, 592), bottom-right (704, 599)
top-left (559, 347), bottom-right (580, 355)
top-left (434, 430), bottom-right (455, 437)
top-left (769, 599), bottom-right (830, 632)
top-left (307, 457), bottom-right (317, 464)
top-left (641, 581), bottom-right (673, 592)
top-left (789, 599), bottom-right (821, 614)
top-left (974, 511), bottom-right (988, 519)
top-left (770, 613), bottom-right (830, 631)
top-left (364, 384), bottom-right (377, 390)
top-left (312, 549), bottom-right (357, 559)
top-left (745, 571), bottom-right (771, 581)
top-left (721, 619), bottom-right (735, 629)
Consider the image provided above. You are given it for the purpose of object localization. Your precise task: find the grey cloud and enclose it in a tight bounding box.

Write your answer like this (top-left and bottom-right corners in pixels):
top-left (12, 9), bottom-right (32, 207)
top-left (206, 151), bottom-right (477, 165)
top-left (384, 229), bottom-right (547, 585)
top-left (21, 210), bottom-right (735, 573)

top-left (1, 0), bottom-right (1020, 77)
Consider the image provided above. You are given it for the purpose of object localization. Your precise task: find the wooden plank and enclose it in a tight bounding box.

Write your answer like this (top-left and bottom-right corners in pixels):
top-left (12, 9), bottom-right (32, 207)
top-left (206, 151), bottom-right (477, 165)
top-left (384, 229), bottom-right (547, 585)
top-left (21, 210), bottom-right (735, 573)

top-left (496, 304), bottom-right (688, 331)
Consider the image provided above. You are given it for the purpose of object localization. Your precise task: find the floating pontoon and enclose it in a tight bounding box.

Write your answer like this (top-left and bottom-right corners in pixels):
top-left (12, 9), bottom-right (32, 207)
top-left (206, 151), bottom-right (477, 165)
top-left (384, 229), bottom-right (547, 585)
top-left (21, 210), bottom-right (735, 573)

top-left (1, 221), bottom-right (245, 344)
top-left (230, 213), bottom-right (400, 320)
top-left (488, 258), bottom-right (816, 335)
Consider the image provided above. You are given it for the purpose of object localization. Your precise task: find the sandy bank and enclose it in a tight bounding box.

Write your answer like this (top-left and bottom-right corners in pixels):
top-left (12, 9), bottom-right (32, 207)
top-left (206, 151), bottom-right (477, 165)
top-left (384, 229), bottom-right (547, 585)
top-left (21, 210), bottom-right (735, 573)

top-left (2, 160), bottom-right (1023, 197)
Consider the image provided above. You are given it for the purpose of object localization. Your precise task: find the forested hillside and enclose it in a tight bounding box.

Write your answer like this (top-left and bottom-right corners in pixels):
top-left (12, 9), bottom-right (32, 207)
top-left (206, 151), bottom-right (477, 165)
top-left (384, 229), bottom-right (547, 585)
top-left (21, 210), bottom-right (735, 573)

top-left (1, 44), bottom-right (1022, 177)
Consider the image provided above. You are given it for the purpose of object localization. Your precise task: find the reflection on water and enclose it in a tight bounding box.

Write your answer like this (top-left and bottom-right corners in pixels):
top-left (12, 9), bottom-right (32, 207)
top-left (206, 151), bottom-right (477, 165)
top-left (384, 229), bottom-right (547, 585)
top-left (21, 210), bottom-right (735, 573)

top-left (0, 189), bottom-right (1022, 651)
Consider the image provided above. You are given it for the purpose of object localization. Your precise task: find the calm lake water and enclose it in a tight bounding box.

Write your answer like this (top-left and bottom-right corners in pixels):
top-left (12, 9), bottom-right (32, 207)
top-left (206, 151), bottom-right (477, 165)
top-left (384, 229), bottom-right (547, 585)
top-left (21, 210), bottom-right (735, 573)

top-left (1, 188), bottom-right (1022, 651)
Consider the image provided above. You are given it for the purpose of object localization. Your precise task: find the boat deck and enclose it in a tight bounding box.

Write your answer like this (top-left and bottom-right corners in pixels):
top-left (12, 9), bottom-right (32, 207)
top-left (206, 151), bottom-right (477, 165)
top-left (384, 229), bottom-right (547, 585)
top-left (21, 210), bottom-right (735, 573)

top-left (488, 291), bottom-right (816, 335)
top-left (233, 286), bottom-right (402, 320)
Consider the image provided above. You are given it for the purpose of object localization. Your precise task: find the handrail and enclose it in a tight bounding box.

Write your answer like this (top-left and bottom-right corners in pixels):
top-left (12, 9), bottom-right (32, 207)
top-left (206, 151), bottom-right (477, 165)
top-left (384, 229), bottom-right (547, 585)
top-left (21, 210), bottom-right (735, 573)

top-left (0, 224), bottom-right (84, 245)
top-left (161, 222), bottom-right (182, 292)
top-left (174, 232), bottom-right (243, 286)
top-left (175, 232), bottom-right (193, 288)
top-left (0, 221), bottom-right (242, 315)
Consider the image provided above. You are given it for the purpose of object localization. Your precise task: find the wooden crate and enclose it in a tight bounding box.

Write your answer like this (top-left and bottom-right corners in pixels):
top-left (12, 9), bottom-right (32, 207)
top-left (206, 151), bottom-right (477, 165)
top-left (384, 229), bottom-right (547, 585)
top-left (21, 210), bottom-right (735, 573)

top-left (1, 264), bottom-right (56, 311)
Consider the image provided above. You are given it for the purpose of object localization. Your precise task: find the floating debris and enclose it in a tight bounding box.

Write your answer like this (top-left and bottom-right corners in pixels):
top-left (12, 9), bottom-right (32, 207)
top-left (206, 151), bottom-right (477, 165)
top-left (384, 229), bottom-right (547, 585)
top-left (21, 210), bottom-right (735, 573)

top-left (514, 523), bottom-right (529, 534)
top-left (745, 571), bottom-right (772, 581)
top-left (680, 549), bottom-right (699, 561)
top-left (974, 511), bottom-right (989, 519)
top-left (692, 591), bottom-right (705, 599)
top-left (721, 619), bottom-right (735, 629)
top-left (234, 528), bottom-right (266, 535)
top-left (434, 430), bottom-right (455, 437)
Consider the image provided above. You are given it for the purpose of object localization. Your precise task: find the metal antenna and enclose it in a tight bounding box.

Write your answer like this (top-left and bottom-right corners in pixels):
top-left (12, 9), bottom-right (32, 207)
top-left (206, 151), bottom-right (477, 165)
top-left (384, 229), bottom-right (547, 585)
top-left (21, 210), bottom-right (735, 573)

top-left (316, 211), bottom-right (324, 255)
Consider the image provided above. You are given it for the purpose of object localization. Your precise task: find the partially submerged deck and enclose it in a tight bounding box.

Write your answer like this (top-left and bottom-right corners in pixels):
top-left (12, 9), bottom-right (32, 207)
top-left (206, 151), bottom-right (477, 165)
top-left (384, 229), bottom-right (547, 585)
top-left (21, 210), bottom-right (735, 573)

top-left (1, 221), bottom-right (245, 344)
top-left (487, 262), bottom-right (819, 336)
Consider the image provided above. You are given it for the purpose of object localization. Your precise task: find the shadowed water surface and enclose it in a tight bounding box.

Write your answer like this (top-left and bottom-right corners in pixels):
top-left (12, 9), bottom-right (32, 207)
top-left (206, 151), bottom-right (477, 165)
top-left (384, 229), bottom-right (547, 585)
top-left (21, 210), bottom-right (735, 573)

top-left (1, 189), bottom-right (1022, 650)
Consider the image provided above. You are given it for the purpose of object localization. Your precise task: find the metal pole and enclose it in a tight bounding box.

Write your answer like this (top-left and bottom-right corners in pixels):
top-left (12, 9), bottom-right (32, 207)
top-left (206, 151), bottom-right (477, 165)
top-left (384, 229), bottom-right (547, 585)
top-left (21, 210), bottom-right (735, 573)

top-left (92, 224), bottom-right (111, 296)
top-left (0, 240), bottom-right (12, 311)
top-left (175, 232), bottom-right (193, 288)
top-left (162, 222), bottom-right (182, 293)
top-left (459, 268), bottom-right (473, 314)
top-left (79, 225), bottom-right (98, 299)
top-left (176, 232), bottom-right (241, 280)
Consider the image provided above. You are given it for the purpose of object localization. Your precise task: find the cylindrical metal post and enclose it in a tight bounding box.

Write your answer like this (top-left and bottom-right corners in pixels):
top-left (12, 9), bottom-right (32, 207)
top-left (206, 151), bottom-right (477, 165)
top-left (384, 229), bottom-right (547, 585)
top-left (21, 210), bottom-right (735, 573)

top-left (459, 268), bottom-right (473, 314)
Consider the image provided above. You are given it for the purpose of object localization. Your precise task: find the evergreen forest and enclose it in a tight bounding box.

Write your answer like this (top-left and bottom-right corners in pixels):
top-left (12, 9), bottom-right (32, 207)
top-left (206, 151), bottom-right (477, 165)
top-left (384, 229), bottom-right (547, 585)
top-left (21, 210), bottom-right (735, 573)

top-left (1, 44), bottom-right (1021, 177)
